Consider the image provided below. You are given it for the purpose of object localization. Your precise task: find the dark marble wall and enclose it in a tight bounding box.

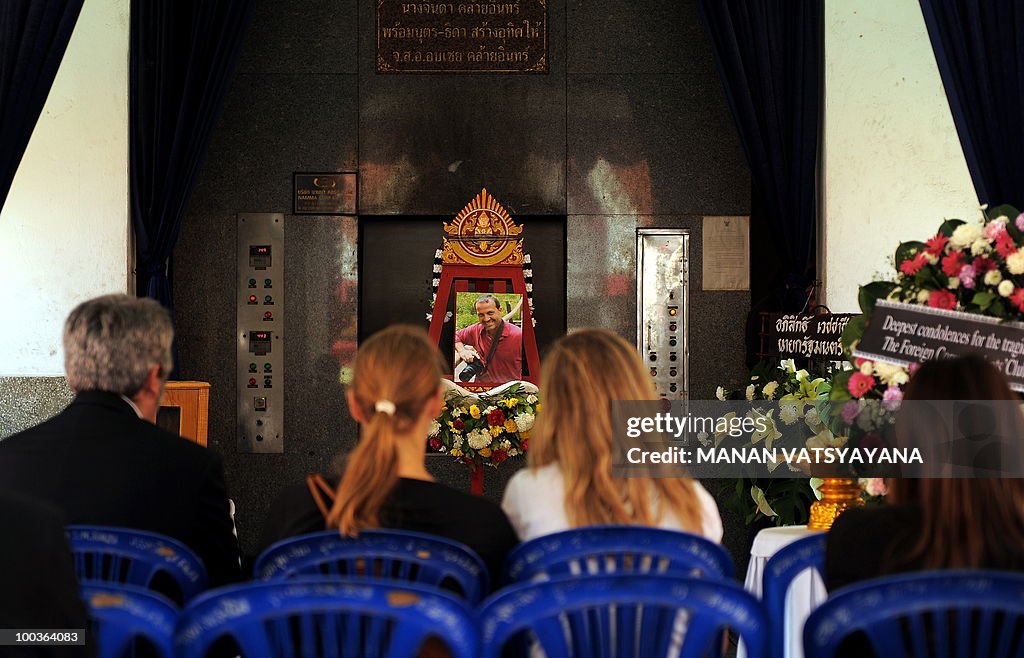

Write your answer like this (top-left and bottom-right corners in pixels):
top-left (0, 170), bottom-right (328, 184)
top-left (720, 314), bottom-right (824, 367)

top-left (174, 0), bottom-right (751, 564)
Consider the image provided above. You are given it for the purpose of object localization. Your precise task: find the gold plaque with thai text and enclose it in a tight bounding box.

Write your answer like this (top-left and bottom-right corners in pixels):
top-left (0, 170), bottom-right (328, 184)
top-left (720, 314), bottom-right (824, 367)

top-left (377, 1), bottom-right (548, 73)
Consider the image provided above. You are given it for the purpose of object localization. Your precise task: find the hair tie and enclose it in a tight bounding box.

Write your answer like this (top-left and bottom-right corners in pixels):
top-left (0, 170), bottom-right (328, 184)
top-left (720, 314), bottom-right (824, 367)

top-left (374, 400), bottom-right (396, 416)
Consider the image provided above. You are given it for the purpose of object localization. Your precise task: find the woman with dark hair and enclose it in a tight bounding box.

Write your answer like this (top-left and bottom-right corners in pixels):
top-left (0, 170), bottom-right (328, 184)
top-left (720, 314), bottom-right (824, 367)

top-left (826, 354), bottom-right (1024, 591)
top-left (258, 325), bottom-right (517, 580)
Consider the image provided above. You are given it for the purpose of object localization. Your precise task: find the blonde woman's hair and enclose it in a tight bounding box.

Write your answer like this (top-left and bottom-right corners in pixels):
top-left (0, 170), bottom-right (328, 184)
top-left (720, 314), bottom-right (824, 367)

top-left (529, 328), bottom-right (703, 532)
top-left (328, 325), bottom-right (443, 535)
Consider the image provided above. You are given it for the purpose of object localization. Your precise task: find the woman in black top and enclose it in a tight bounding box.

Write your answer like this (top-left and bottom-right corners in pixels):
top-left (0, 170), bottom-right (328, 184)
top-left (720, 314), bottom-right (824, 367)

top-left (827, 355), bottom-right (1024, 591)
top-left (826, 355), bottom-right (1024, 656)
top-left (258, 325), bottom-right (517, 582)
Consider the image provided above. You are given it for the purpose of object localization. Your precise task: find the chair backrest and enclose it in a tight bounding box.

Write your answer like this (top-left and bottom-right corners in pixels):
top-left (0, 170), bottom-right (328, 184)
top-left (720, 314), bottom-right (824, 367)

top-left (502, 525), bottom-right (734, 584)
top-left (253, 529), bottom-right (488, 603)
top-left (762, 533), bottom-right (825, 658)
top-left (68, 525), bottom-right (207, 604)
top-left (804, 570), bottom-right (1024, 658)
top-left (479, 574), bottom-right (768, 658)
top-left (83, 584), bottom-right (177, 658)
top-left (174, 579), bottom-right (479, 658)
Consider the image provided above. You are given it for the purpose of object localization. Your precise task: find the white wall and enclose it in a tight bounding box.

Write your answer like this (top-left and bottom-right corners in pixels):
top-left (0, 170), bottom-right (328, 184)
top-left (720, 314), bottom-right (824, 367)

top-left (823, 0), bottom-right (979, 312)
top-left (0, 0), bottom-right (130, 375)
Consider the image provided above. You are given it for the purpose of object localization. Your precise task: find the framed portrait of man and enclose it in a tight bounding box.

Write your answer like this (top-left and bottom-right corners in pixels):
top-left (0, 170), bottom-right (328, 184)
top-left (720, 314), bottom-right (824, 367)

top-left (453, 292), bottom-right (524, 385)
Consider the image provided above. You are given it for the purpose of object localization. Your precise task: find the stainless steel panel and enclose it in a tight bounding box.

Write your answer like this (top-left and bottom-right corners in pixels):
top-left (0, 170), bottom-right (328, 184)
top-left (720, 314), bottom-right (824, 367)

top-left (237, 213), bottom-right (285, 453)
top-left (637, 229), bottom-right (688, 400)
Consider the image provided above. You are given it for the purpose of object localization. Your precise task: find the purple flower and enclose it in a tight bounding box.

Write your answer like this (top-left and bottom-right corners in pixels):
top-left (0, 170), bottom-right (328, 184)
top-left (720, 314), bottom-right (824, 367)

top-left (841, 400), bottom-right (860, 425)
top-left (1017, 213), bottom-right (1024, 232)
top-left (959, 264), bottom-right (977, 289)
top-left (882, 385), bottom-right (903, 411)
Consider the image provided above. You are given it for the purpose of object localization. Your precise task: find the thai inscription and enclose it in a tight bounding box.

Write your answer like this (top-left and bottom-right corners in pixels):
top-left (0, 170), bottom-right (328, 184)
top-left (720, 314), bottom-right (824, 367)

top-left (377, 1), bottom-right (548, 73)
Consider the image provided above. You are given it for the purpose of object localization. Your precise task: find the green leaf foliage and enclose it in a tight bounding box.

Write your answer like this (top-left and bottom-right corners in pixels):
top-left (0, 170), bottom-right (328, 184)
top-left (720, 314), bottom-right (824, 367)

top-left (972, 291), bottom-right (996, 311)
top-left (987, 204), bottom-right (1020, 222)
top-left (840, 314), bottom-right (867, 355)
top-left (937, 219), bottom-right (965, 237)
top-left (894, 241), bottom-right (926, 270)
top-left (830, 370), bottom-right (853, 401)
top-left (859, 282), bottom-right (896, 315)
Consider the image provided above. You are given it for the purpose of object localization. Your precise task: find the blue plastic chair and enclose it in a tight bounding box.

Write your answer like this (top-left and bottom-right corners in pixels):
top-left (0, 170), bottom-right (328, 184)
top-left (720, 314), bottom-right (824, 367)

top-left (804, 570), bottom-right (1024, 657)
top-left (253, 529), bottom-right (488, 603)
top-left (68, 525), bottom-right (207, 604)
top-left (480, 574), bottom-right (769, 658)
top-left (762, 533), bottom-right (825, 658)
top-left (83, 583), bottom-right (177, 658)
top-left (503, 525), bottom-right (734, 584)
top-left (174, 579), bottom-right (479, 658)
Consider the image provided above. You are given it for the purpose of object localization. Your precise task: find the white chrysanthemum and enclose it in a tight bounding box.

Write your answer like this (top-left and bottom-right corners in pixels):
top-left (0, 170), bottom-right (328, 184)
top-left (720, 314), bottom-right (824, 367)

top-left (427, 419), bottom-right (440, 438)
top-left (745, 384), bottom-right (756, 401)
top-left (859, 360), bottom-right (874, 375)
top-left (453, 435), bottom-right (464, 449)
top-left (715, 386), bottom-right (727, 401)
top-left (526, 394), bottom-right (538, 404)
top-left (916, 289), bottom-right (930, 303)
top-left (499, 440), bottom-right (511, 450)
top-left (873, 361), bottom-right (909, 387)
top-left (451, 407), bottom-right (463, 417)
top-left (762, 381), bottom-right (779, 399)
top-left (804, 407), bottom-right (822, 430)
top-left (513, 412), bottom-right (535, 433)
top-left (985, 269), bottom-right (1002, 286)
top-left (779, 401), bottom-right (799, 425)
top-left (971, 238), bottom-right (992, 256)
top-left (466, 429), bottom-right (492, 450)
top-left (508, 448), bottom-right (519, 456)
top-left (1000, 280), bottom-right (1015, 297)
top-left (950, 223), bottom-right (983, 249)
top-left (948, 277), bottom-right (960, 289)
top-left (1008, 251), bottom-right (1024, 275)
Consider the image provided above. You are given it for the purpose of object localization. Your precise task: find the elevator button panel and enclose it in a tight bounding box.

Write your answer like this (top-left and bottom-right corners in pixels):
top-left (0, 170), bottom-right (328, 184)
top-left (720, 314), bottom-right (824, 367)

top-left (637, 229), bottom-right (689, 401)
top-left (237, 214), bottom-right (284, 453)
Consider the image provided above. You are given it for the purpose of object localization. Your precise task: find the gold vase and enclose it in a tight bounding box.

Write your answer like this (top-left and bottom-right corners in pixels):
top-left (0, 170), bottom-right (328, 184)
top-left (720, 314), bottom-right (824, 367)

top-left (807, 477), bottom-right (863, 531)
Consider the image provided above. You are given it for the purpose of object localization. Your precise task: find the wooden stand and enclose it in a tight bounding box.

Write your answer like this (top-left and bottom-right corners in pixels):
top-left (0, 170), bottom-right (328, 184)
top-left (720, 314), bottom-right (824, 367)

top-left (427, 189), bottom-right (541, 388)
top-left (159, 381), bottom-right (210, 447)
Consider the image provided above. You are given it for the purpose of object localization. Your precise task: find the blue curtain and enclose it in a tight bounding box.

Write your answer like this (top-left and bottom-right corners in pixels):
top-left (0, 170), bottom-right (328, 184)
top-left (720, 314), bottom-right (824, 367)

top-left (698, 0), bottom-right (823, 313)
top-left (130, 0), bottom-right (254, 307)
top-left (0, 0), bottom-right (84, 211)
top-left (919, 1), bottom-right (1024, 207)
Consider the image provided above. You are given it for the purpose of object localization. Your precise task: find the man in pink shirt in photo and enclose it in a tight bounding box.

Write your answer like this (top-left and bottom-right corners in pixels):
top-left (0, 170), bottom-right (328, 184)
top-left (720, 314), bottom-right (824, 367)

top-left (454, 294), bottom-right (523, 383)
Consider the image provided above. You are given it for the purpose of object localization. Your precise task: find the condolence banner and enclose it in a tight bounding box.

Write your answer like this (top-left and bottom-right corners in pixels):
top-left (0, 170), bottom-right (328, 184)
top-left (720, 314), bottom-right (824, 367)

top-left (855, 300), bottom-right (1024, 391)
top-left (610, 400), bottom-right (1024, 479)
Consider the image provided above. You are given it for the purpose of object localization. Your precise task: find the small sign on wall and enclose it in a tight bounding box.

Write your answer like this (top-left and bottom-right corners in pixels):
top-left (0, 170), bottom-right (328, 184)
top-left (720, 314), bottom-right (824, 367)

top-left (702, 215), bottom-right (749, 291)
top-left (293, 173), bottom-right (357, 215)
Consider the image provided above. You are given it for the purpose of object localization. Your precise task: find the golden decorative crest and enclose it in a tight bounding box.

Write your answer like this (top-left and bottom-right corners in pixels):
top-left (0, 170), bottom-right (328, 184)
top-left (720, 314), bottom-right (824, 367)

top-left (443, 189), bottom-right (523, 266)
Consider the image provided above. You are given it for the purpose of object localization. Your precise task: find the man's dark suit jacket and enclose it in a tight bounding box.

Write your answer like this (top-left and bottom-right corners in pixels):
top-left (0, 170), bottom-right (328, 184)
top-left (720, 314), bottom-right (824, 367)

top-left (0, 492), bottom-right (90, 658)
top-left (0, 391), bottom-right (241, 587)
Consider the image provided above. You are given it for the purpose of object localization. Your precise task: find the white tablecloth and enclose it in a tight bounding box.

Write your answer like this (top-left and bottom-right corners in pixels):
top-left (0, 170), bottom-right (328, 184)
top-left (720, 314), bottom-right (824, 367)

top-left (738, 525), bottom-right (828, 658)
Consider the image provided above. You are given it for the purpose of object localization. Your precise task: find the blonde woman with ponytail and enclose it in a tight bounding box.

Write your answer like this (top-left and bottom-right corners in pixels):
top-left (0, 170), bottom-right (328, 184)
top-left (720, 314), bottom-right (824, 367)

top-left (258, 325), bottom-right (517, 579)
top-left (501, 328), bottom-right (723, 542)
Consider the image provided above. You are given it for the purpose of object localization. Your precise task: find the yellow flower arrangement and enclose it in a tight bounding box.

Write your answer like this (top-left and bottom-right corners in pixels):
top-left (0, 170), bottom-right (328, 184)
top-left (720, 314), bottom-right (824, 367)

top-left (429, 382), bottom-right (538, 469)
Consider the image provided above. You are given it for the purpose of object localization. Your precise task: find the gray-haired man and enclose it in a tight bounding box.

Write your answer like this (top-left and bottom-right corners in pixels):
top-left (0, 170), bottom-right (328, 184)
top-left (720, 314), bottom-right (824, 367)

top-left (0, 295), bottom-right (241, 586)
